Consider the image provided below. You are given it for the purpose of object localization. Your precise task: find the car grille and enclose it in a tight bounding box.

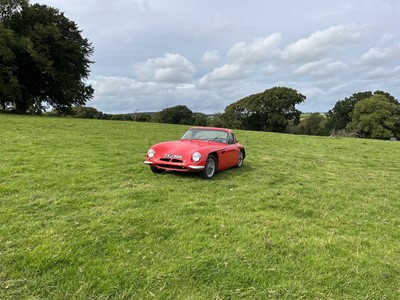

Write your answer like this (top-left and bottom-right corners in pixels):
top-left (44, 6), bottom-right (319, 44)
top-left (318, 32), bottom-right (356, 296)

top-left (159, 158), bottom-right (184, 163)
top-left (157, 164), bottom-right (188, 170)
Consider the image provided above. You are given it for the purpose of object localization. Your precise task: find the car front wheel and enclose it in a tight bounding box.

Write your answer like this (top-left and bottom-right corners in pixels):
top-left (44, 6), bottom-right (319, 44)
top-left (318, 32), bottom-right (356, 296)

top-left (201, 155), bottom-right (217, 179)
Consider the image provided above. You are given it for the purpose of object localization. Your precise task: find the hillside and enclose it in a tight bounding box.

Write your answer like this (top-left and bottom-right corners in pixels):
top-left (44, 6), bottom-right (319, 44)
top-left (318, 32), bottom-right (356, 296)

top-left (1, 114), bottom-right (400, 299)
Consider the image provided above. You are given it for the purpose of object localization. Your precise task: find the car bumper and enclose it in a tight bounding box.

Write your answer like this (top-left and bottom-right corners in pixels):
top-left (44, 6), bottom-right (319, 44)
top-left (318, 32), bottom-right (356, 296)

top-left (144, 160), bottom-right (205, 171)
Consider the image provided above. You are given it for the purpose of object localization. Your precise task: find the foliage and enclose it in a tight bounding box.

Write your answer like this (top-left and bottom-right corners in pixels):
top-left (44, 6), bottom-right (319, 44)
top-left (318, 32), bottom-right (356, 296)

top-left (151, 105), bottom-right (210, 126)
top-left (2, 114), bottom-right (400, 299)
top-left (0, 0), bottom-right (27, 111)
top-left (0, 1), bottom-right (93, 113)
top-left (300, 113), bottom-right (329, 136)
top-left (0, 22), bottom-right (21, 110)
top-left (326, 90), bottom-right (397, 133)
top-left (70, 106), bottom-right (104, 119)
top-left (0, 0), bottom-right (27, 21)
top-left (288, 113), bottom-right (329, 136)
top-left (347, 95), bottom-right (400, 139)
top-left (109, 112), bottom-right (152, 122)
top-left (208, 113), bottom-right (227, 128)
top-left (192, 112), bottom-right (209, 126)
top-left (152, 105), bottom-right (195, 125)
top-left (224, 87), bottom-right (305, 132)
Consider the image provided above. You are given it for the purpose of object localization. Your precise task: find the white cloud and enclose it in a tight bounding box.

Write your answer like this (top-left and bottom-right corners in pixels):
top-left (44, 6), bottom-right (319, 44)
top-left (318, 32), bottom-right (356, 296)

top-left (365, 67), bottom-right (392, 79)
top-left (361, 43), bottom-right (400, 65)
top-left (91, 75), bottom-right (236, 114)
top-left (282, 24), bottom-right (365, 62)
top-left (294, 61), bottom-right (325, 75)
top-left (323, 61), bottom-right (349, 75)
top-left (364, 66), bottom-right (400, 79)
top-left (135, 53), bottom-right (195, 83)
top-left (227, 33), bottom-right (282, 65)
top-left (200, 50), bottom-right (220, 69)
top-left (199, 64), bottom-right (244, 86)
top-left (294, 60), bottom-right (348, 77)
top-left (262, 65), bottom-right (277, 74)
top-left (377, 33), bottom-right (397, 46)
top-left (94, 76), bottom-right (149, 96)
top-left (176, 83), bottom-right (195, 90)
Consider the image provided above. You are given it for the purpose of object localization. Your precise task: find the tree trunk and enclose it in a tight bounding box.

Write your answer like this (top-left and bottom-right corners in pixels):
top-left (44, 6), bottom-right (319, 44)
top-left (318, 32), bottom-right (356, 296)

top-left (14, 100), bottom-right (28, 114)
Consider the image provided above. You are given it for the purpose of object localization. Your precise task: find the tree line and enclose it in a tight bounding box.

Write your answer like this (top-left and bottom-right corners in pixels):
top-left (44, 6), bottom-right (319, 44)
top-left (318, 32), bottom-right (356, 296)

top-left (39, 87), bottom-right (400, 140)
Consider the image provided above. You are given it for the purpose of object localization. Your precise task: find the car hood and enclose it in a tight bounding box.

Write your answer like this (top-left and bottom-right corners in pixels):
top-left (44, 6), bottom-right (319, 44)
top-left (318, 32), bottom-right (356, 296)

top-left (152, 140), bottom-right (225, 155)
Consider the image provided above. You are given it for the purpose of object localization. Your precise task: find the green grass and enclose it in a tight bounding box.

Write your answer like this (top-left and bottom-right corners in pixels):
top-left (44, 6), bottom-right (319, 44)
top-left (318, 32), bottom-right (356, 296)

top-left (1, 114), bottom-right (400, 299)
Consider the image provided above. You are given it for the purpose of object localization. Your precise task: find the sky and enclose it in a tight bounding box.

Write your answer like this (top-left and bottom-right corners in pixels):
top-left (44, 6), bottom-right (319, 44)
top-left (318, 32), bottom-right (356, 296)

top-left (34, 0), bottom-right (400, 114)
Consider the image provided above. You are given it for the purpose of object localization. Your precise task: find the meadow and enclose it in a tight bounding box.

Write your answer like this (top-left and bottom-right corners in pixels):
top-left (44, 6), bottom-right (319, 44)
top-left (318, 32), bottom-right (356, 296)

top-left (1, 114), bottom-right (400, 299)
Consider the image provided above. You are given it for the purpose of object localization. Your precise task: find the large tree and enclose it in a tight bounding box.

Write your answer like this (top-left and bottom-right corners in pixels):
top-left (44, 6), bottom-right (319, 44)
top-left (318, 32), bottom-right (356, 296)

top-left (0, 23), bottom-right (20, 110)
top-left (0, 1), bottom-right (93, 113)
top-left (0, 1), bottom-right (26, 110)
top-left (224, 87), bottom-right (305, 132)
top-left (326, 91), bottom-right (397, 133)
top-left (347, 95), bottom-right (400, 139)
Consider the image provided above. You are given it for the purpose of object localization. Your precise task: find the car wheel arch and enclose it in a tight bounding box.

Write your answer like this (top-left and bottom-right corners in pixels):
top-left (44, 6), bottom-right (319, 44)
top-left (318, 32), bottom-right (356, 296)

top-left (240, 148), bottom-right (246, 159)
top-left (237, 148), bottom-right (245, 168)
top-left (201, 153), bottom-right (218, 179)
top-left (210, 152), bottom-right (219, 169)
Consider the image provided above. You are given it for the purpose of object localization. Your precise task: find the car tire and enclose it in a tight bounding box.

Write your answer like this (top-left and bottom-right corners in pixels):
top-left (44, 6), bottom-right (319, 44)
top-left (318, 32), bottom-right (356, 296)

top-left (237, 149), bottom-right (244, 168)
top-left (201, 155), bottom-right (217, 179)
top-left (150, 165), bottom-right (165, 174)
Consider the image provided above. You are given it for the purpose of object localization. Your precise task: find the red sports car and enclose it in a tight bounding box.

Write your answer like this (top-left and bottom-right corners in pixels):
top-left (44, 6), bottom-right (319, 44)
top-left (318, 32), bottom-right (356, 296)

top-left (144, 127), bottom-right (245, 179)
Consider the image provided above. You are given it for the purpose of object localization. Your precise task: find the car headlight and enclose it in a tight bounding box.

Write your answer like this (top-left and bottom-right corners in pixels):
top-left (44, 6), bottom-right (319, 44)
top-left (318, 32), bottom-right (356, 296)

top-left (147, 149), bottom-right (155, 158)
top-left (192, 152), bottom-right (201, 162)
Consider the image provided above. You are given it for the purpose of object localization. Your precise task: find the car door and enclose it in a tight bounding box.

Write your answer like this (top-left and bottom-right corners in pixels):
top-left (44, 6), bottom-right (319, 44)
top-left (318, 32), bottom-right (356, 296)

top-left (225, 133), bottom-right (239, 167)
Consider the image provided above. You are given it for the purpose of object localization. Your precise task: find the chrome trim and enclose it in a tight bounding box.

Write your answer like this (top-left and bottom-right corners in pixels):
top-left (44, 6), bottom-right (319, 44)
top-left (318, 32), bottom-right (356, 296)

top-left (144, 161), bottom-right (154, 165)
top-left (188, 165), bottom-right (205, 170)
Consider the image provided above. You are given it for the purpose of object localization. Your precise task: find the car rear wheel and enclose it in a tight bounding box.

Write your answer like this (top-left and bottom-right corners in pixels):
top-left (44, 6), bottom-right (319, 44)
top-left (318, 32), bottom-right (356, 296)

top-left (201, 155), bottom-right (217, 179)
top-left (237, 149), bottom-right (244, 168)
top-left (150, 165), bottom-right (165, 174)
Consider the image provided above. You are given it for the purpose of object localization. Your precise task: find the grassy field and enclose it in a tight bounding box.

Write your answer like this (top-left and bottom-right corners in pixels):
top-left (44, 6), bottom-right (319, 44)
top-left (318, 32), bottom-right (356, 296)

top-left (1, 114), bottom-right (400, 299)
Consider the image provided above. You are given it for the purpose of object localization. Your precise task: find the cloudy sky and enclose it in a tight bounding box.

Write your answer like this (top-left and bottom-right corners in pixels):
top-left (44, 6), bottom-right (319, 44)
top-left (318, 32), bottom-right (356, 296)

top-left (34, 0), bottom-right (400, 114)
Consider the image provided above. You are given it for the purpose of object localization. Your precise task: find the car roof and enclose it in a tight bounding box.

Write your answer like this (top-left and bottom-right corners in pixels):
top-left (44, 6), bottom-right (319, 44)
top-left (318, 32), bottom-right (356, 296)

top-left (188, 126), bottom-right (233, 134)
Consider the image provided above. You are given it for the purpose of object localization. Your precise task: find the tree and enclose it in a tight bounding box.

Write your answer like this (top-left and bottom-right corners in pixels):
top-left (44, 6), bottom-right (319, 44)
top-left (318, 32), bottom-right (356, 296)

top-left (1, 1), bottom-right (27, 110)
top-left (297, 113), bottom-right (329, 136)
top-left (1, 1), bottom-right (93, 113)
top-left (347, 95), bottom-right (400, 139)
top-left (0, 22), bottom-right (21, 110)
top-left (152, 105), bottom-right (194, 125)
top-left (208, 113), bottom-right (227, 128)
top-left (70, 106), bottom-right (102, 119)
top-left (326, 91), bottom-right (397, 133)
top-left (193, 112), bottom-right (209, 126)
top-left (0, 0), bottom-right (27, 21)
top-left (224, 87), bottom-right (305, 132)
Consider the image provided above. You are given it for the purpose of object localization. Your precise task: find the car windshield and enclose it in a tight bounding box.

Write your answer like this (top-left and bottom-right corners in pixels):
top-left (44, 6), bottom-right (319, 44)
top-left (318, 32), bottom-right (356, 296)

top-left (181, 129), bottom-right (228, 143)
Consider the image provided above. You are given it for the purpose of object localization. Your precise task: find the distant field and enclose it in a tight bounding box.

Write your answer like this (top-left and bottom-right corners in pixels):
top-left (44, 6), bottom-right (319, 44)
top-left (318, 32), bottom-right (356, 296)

top-left (1, 114), bottom-right (400, 299)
